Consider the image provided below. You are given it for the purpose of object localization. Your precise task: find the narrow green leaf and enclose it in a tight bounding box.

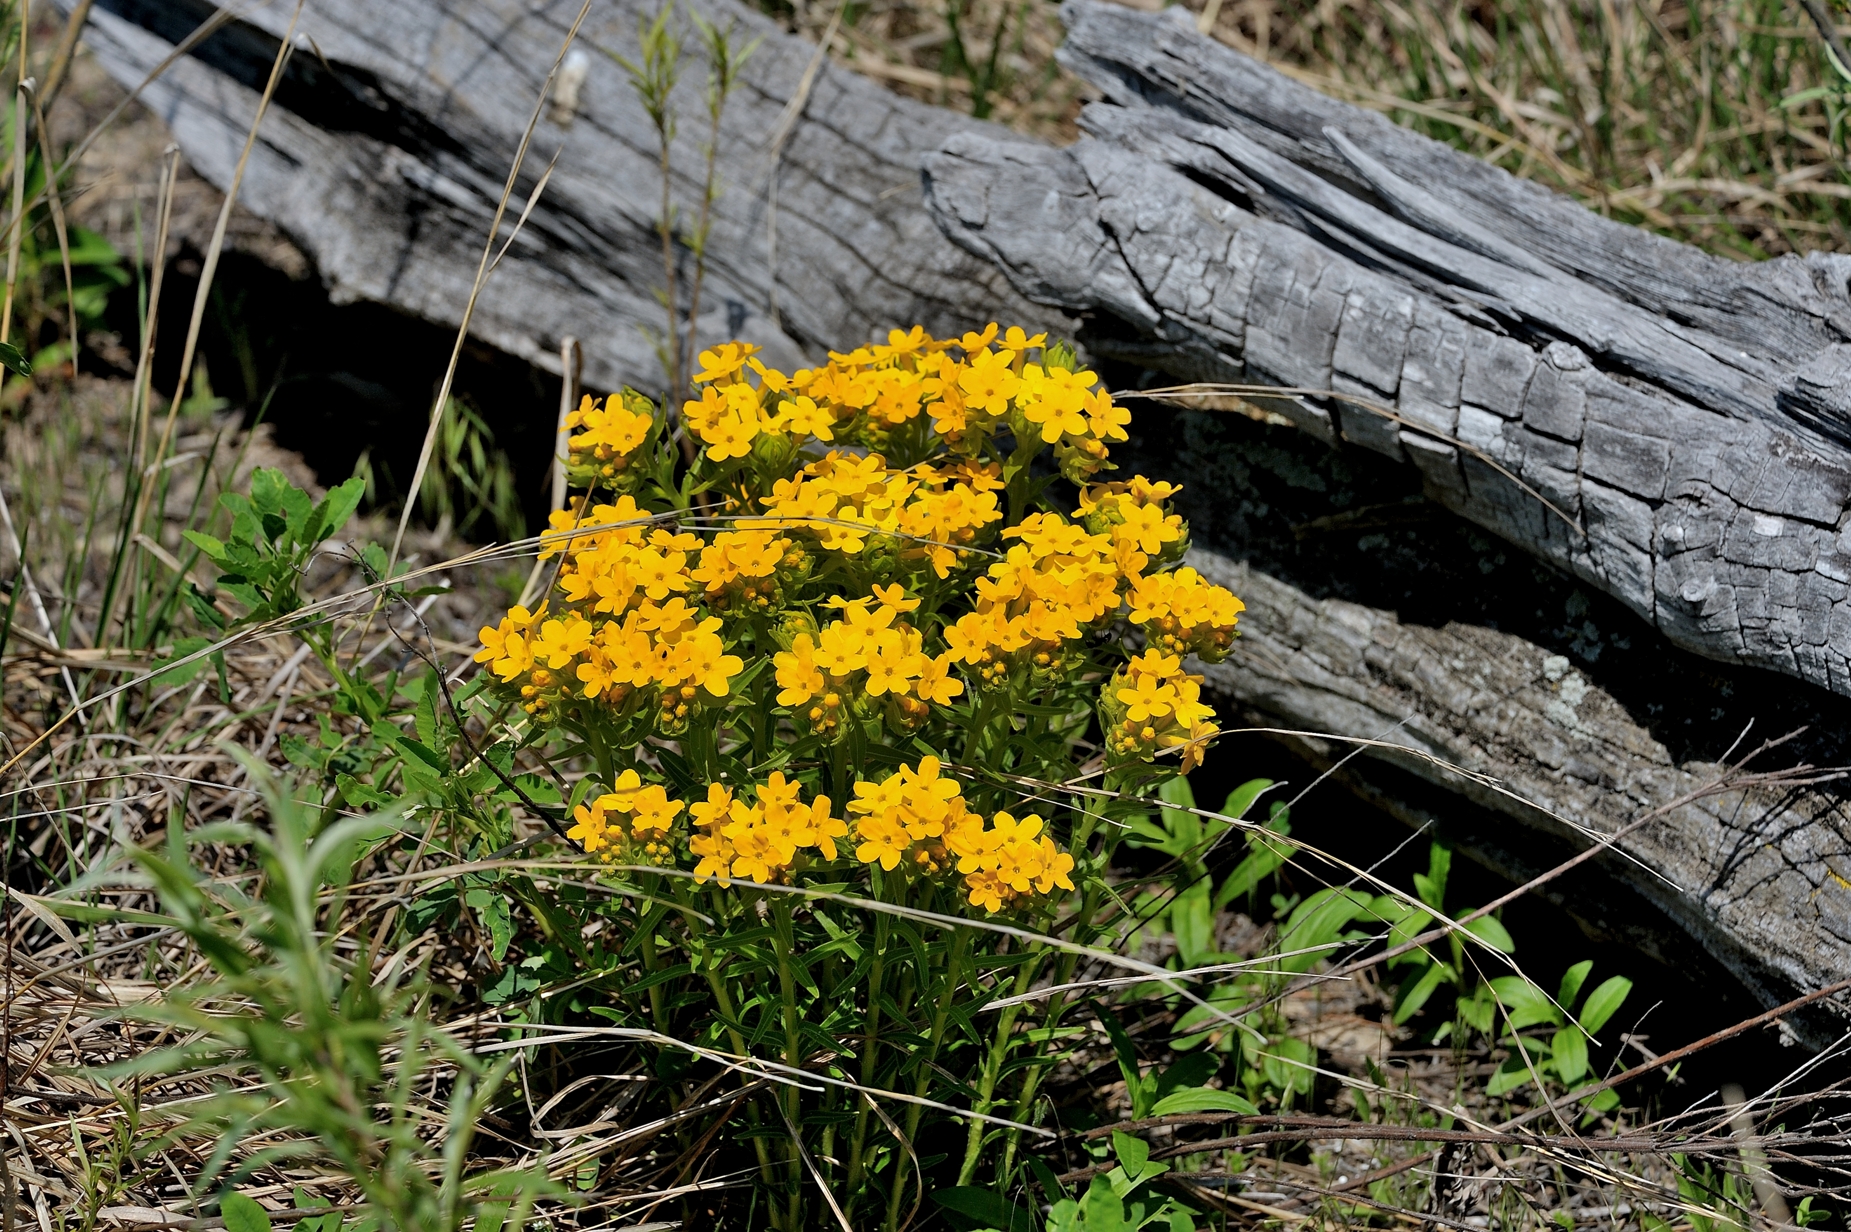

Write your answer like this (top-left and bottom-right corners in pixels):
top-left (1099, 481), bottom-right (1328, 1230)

top-left (0, 341), bottom-right (33, 376)
top-left (1558, 959), bottom-right (1594, 1008)
top-left (1149, 1087), bottom-right (1259, 1117)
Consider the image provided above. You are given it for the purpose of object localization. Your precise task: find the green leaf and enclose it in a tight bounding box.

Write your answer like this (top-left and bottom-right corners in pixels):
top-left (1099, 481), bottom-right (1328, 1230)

top-left (1171, 879), bottom-right (1214, 969)
top-left (1463, 914), bottom-right (1516, 954)
top-left (1557, 959), bottom-right (1594, 1008)
top-left (153, 635), bottom-right (217, 687)
top-left (1487, 1052), bottom-right (1540, 1097)
top-left (220, 1192), bottom-right (273, 1232)
top-left (1259, 1036), bottom-right (1316, 1097)
top-left (1152, 1052), bottom-right (1216, 1107)
top-left (1096, 1008), bottom-right (1150, 1116)
top-left (1578, 975), bottom-right (1633, 1035)
top-left (1413, 841), bottom-right (1451, 910)
top-left (1391, 958), bottom-right (1452, 1025)
top-left (1276, 888), bottom-right (1372, 973)
top-left (1149, 1088), bottom-right (1259, 1117)
top-left (1157, 773), bottom-right (1200, 855)
top-left (1113, 1131), bottom-right (1151, 1173)
top-left (1220, 778), bottom-right (1273, 821)
top-left (1212, 809), bottom-right (1294, 911)
top-left (315, 476), bottom-right (366, 544)
top-left (181, 529), bottom-right (227, 561)
top-left (1551, 1026), bottom-right (1589, 1085)
top-left (932, 1186), bottom-right (1033, 1232)
top-left (465, 889), bottom-right (515, 961)
top-left (0, 340), bottom-right (33, 377)
top-left (1079, 1177), bottom-right (1131, 1232)
top-left (1027, 1154), bottom-right (1069, 1202)
top-left (1489, 976), bottom-right (1562, 1030)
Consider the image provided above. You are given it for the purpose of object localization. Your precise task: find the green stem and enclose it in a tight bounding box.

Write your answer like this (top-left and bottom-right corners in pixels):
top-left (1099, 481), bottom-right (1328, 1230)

top-left (885, 923), bottom-right (971, 1232)
top-left (1002, 879), bottom-right (1104, 1184)
top-left (956, 946), bottom-right (1045, 1185)
top-left (845, 898), bottom-right (889, 1199)
top-left (685, 890), bottom-right (782, 1219)
top-left (772, 900), bottom-right (805, 1230)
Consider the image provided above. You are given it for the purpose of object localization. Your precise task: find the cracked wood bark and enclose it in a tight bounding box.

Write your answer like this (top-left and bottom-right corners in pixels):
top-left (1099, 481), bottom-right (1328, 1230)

top-left (1187, 546), bottom-right (1851, 1045)
top-left (923, 0), bottom-right (1851, 705)
top-left (59, 0), bottom-right (1069, 397)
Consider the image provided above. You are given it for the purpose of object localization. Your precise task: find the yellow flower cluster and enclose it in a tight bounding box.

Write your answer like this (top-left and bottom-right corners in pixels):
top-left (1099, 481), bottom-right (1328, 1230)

top-left (475, 496), bottom-right (744, 732)
top-left (564, 391), bottom-right (656, 489)
top-left (689, 773), bottom-right (847, 885)
top-left (568, 769), bottom-right (688, 863)
top-left (1101, 651), bottom-right (1219, 771)
top-left (683, 326), bottom-right (1130, 483)
top-left (773, 585), bottom-right (965, 737)
top-left (473, 324), bottom-right (1248, 914)
top-left (848, 757), bottom-right (1076, 911)
top-left (757, 451), bottom-right (1005, 577)
top-left (1127, 567), bottom-right (1247, 663)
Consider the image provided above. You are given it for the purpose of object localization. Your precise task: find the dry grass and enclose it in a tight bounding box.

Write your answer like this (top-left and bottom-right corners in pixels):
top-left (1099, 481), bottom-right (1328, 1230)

top-left (802, 0), bottom-right (1851, 259)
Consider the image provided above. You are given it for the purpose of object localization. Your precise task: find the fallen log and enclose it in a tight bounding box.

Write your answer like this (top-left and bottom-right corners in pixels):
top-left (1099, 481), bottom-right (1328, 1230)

top-left (1187, 545), bottom-right (1851, 1045)
top-left (924, 0), bottom-right (1851, 704)
top-left (57, 0), bottom-right (1851, 1022)
top-left (63, 0), bottom-right (1068, 395)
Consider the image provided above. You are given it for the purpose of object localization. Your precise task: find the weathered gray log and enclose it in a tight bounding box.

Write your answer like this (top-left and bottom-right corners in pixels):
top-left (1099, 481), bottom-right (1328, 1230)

top-left (59, 0), bottom-right (1851, 1016)
top-left (62, 0), bottom-right (1069, 396)
top-left (923, 0), bottom-right (1851, 705)
top-left (1187, 546), bottom-right (1851, 1044)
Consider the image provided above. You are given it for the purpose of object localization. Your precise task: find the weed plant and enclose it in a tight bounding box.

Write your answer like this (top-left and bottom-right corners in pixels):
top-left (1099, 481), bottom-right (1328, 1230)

top-left (3, 0), bottom-right (1850, 1228)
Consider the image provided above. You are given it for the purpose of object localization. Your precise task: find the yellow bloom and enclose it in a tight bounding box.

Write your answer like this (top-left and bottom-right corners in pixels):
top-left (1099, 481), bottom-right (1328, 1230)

top-left (693, 341), bottom-right (761, 384)
top-left (958, 347), bottom-right (1019, 415)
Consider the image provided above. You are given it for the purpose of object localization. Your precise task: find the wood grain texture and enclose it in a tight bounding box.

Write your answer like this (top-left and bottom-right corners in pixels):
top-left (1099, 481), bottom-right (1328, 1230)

top-left (63, 0), bottom-right (1070, 395)
top-left (1188, 547), bottom-right (1851, 1042)
top-left (923, 1), bottom-right (1851, 702)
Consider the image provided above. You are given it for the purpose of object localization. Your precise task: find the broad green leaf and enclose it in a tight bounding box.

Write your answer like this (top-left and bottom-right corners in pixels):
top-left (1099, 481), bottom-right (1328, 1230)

top-left (1157, 773), bottom-right (1200, 854)
top-left (1276, 888), bottom-right (1372, 973)
top-left (1112, 1131), bottom-right (1151, 1174)
top-left (1079, 1177), bottom-right (1131, 1232)
top-left (1558, 959), bottom-right (1594, 1008)
top-left (181, 530), bottom-right (227, 561)
top-left (933, 1186), bottom-right (1033, 1232)
top-left (152, 635), bottom-right (215, 686)
top-left (1213, 808), bottom-right (1295, 911)
top-left (0, 341), bottom-right (32, 377)
top-left (1487, 1052), bottom-right (1539, 1097)
top-left (1391, 958), bottom-right (1453, 1025)
top-left (1259, 1036), bottom-right (1316, 1097)
top-left (220, 1193), bottom-right (273, 1232)
top-left (1149, 1087), bottom-right (1259, 1117)
top-left (1220, 778), bottom-right (1273, 821)
top-left (1171, 879), bottom-right (1214, 968)
top-left (1464, 915), bottom-right (1516, 953)
top-left (1551, 1026), bottom-right (1589, 1085)
top-left (1488, 976), bottom-right (1562, 1030)
top-left (1152, 1052), bottom-right (1216, 1106)
top-left (1578, 975), bottom-right (1633, 1035)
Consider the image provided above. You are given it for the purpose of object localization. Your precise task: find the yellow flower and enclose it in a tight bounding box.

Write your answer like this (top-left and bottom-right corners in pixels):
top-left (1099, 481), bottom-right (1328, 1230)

top-left (854, 812), bottom-right (912, 870)
top-left (914, 653), bottom-right (966, 705)
top-left (958, 347), bottom-right (1020, 415)
top-left (775, 634), bottom-right (826, 706)
top-left (693, 341), bottom-right (761, 384)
